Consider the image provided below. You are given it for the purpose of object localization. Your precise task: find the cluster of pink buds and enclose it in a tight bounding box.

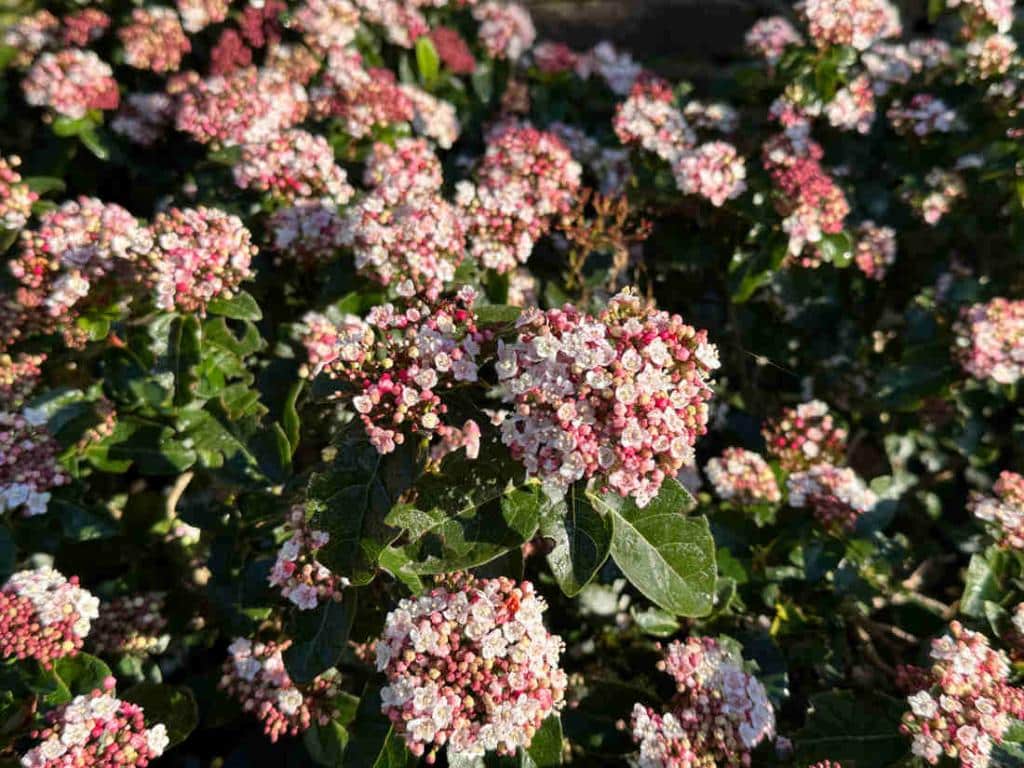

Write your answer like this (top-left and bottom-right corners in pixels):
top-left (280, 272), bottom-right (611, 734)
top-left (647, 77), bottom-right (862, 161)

top-left (0, 154), bottom-right (37, 231)
top-left (458, 122), bottom-right (581, 273)
top-left (531, 41), bottom-right (579, 74)
top-left (787, 463), bottom-right (877, 533)
top-left (268, 506), bottom-right (347, 610)
top-left (629, 637), bottom-right (775, 768)
top-left (322, 290), bottom-right (486, 454)
top-left (910, 168), bottom-right (966, 225)
top-left (342, 193), bottom-right (466, 300)
top-left (363, 138), bottom-right (443, 206)
top-left (268, 202), bottom-right (346, 269)
top-left (967, 34), bottom-right (1018, 79)
top-left (90, 593), bottom-right (168, 658)
top-left (353, 0), bottom-right (429, 49)
top-left (762, 132), bottom-right (850, 264)
top-left (232, 129), bottom-right (354, 204)
top-left (614, 77), bottom-right (695, 164)
top-left (3, 11), bottom-right (60, 68)
top-left (20, 681), bottom-right (169, 767)
top-left (173, 67), bottom-right (309, 146)
top-left (947, 0), bottom-right (1015, 35)
top-left (118, 7), bottom-right (191, 73)
top-left (177, 0), bottom-right (230, 33)
top-left (0, 352), bottom-right (46, 409)
top-left (970, 471), bottom-right (1024, 549)
top-left (705, 448), bottom-right (781, 505)
top-left (575, 41), bottom-right (645, 95)
top-left (430, 26), bottom-right (477, 74)
top-left (0, 566), bottom-right (99, 668)
top-left (854, 220), bottom-right (897, 280)
top-left (290, 0), bottom-right (359, 53)
top-left (953, 298), bottom-right (1024, 385)
top-left (376, 574), bottom-right (567, 763)
top-left (148, 206), bottom-right (257, 314)
top-left (902, 621), bottom-right (1024, 767)
top-left (762, 400), bottom-right (847, 472)
top-left (745, 16), bottom-right (804, 65)
top-left (497, 289), bottom-right (718, 507)
top-left (220, 637), bottom-right (343, 742)
top-left (0, 409), bottom-right (70, 517)
top-left (297, 310), bottom-right (372, 377)
top-left (887, 94), bottom-right (960, 136)
top-left (672, 141), bottom-right (747, 207)
top-left (309, 49), bottom-right (413, 139)
top-left (472, 2), bottom-right (536, 61)
top-left (264, 43), bottom-right (322, 85)
top-left (825, 74), bottom-right (876, 134)
top-left (61, 9), bottom-right (110, 46)
top-left (22, 49), bottom-right (119, 119)
top-left (798, 0), bottom-right (901, 50)
top-left (111, 92), bottom-right (176, 146)
top-left (402, 85), bottom-right (461, 149)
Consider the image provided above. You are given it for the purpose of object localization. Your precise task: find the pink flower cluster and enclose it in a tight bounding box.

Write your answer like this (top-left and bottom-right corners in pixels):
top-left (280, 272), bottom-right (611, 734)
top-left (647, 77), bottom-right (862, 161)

top-left (268, 202), bottom-right (346, 269)
top-left (954, 298), bottom-right (1024, 385)
top-left (863, 40), bottom-right (950, 94)
top-left (61, 9), bottom-right (110, 46)
top-left (966, 34), bottom-right (1018, 79)
top-left (232, 129), bottom-right (354, 203)
top-left (310, 49), bottom-right (413, 139)
top-left (497, 289), bottom-right (718, 507)
top-left (970, 470), bottom-right (1024, 549)
top-left (458, 123), bottom-right (581, 273)
top-left (762, 132), bottom-right (850, 263)
top-left (854, 220), bottom-right (897, 280)
top-left (0, 409), bottom-right (70, 517)
top-left (787, 463), bottom-right (877, 533)
top-left (430, 26), bottom-right (477, 74)
top-left (472, 2), bottom-right (536, 61)
top-left (576, 40), bottom-right (644, 95)
top-left (363, 138), bottom-right (443, 206)
top-left (0, 566), bottom-right (98, 668)
top-left (298, 310), bottom-right (372, 377)
top-left (268, 506), bottom-right (347, 610)
top-left (629, 637), bottom-right (775, 768)
top-left (762, 400), bottom-right (848, 472)
top-left (290, 0), bottom-right (359, 53)
top-left (0, 154), bottom-right (37, 230)
top-left (887, 94), bottom-right (960, 136)
top-left (402, 85), bottom-right (461, 149)
top-left (90, 593), bottom-right (168, 658)
top-left (683, 101), bottom-right (740, 134)
top-left (798, 0), bottom-right (901, 50)
top-left (705, 448), bottom-right (781, 505)
top-left (321, 291), bottom-right (485, 454)
top-left (20, 683), bottom-right (169, 768)
top-left (118, 7), bottom-right (190, 73)
top-left (745, 16), bottom-right (803, 65)
top-left (947, 0), bottom-right (1015, 34)
top-left (673, 141), bottom-right (747, 207)
top-left (375, 575), bottom-right (567, 762)
top-left (0, 352), bottom-right (46, 409)
top-left (149, 206), bottom-right (257, 314)
top-left (902, 621), bottom-right (1024, 767)
top-left (177, 0), bottom-right (230, 33)
top-left (22, 49), bottom-right (119, 119)
top-left (913, 168), bottom-right (966, 225)
top-left (3, 11), bottom-right (60, 67)
top-left (614, 77), bottom-right (695, 164)
top-left (221, 637), bottom-right (343, 742)
top-left (825, 75), bottom-right (876, 134)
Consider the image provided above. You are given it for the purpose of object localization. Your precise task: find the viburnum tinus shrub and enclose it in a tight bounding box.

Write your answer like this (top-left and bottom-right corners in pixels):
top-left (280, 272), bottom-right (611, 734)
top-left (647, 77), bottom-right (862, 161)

top-left (0, 0), bottom-right (1022, 765)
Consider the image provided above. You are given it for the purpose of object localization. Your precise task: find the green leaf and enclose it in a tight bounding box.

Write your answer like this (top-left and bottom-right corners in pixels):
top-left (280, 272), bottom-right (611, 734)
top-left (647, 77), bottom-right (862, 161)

top-left (169, 315), bottom-right (202, 407)
top-left (284, 594), bottom-right (358, 684)
top-left (0, 524), bottom-right (14, 579)
top-left (108, 420), bottom-right (197, 475)
top-left (593, 479), bottom-right (716, 617)
top-left (630, 607), bottom-right (681, 637)
top-left (471, 61), bottom-right (494, 103)
top-left (52, 116), bottom-right (94, 137)
top-left (122, 683), bottom-right (199, 748)
top-left (475, 304), bottom-right (523, 326)
top-left (819, 231), bottom-right (854, 267)
top-left (538, 486), bottom-right (612, 597)
top-left (793, 691), bottom-right (908, 766)
top-left (305, 720), bottom-right (350, 766)
top-left (54, 654), bottom-right (112, 696)
top-left (962, 549), bottom-right (1008, 618)
top-left (250, 423), bottom-right (293, 483)
top-left (283, 381), bottom-right (303, 453)
top-left (79, 129), bottom-right (110, 160)
top-left (23, 176), bottom-right (66, 195)
top-left (415, 36), bottom-right (440, 87)
top-left (342, 683), bottom-right (410, 768)
top-left (521, 715), bottom-right (562, 767)
top-left (206, 291), bottom-right (263, 321)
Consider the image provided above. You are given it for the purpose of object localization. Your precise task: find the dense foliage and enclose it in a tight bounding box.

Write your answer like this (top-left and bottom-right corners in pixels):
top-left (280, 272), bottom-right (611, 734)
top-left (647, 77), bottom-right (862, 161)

top-left (0, 0), bottom-right (1022, 766)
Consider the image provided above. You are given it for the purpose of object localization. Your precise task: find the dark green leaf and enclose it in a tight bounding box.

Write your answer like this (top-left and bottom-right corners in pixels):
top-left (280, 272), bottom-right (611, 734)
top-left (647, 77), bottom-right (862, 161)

top-left (122, 683), bottom-right (199, 748)
top-left (793, 690), bottom-right (908, 766)
top-left (539, 486), bottom-right (612, 597)
top-left (207, 291), bottom-right (263, 321)
top-left (169, 315), bottom-right (202, 407)
top-left (522, 715), bottom-right (562, 767)
top-left (284, 594), bottom-right (357, 684)
top-left (54, 654), bottom-right (112, 696)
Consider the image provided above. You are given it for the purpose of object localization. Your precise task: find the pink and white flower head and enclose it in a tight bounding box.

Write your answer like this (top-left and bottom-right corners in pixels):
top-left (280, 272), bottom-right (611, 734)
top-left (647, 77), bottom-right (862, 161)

top-left (947, 0), bottom-right (1015, 34)
top-left (309, 49), bottom-right (413, 139)
top-left (954, 299), bottom-right (1024, 385)
top-left (264, 43), bottom-right (322, 85)
top-left (614, 77), bottom-right (695, 164)
top-left (673, 141), bottom-right (747, 207)
top-left (3, 11), bottom-right (59, 68)
top-left (745, 16), bottom-right (804, 65)
top-left (322, 291), bottom-right (487, 454)
top-left (90, 593), bottom-right (168, 658)
top-left (854, 220), bottom-right (897, 280)
top-left (342, 192), bottom-right (466, 301)
top-left (268, 202), bottom-right (346, 269)
top-left (497, 288), bottom-right (718, 507)
top-left (147, 206), bottom-right (256, 314)
top-left (970, 471), bottom-right (1024, 549)
top-left (118, 7), bottom-right (191, 73)
top-left (472, 2), bottom-right (536, 61)
top-left (787, 463), bottom-right (877, 533)
top-left (902, 621), bottom-right (1023, 767)
top-left (173, 66), bottom-right (309, 147)
top-left (232, 129), bottom-right (354, 204)
top-left (824, 74), bottom-right (875, 134)
top-left (798, 0), bottom-right (901, 50)
top-left (22, 49), bottom-right (119, 119)
top-left (363, 138), bottom-right (443, 206)
top-left (110, 92), bottom-right (176, 146)
top-left (401, 85), bottom-right (461, 149)
top-left (290, 0), bottom-right (359, 53)
top-left (221, 637), bottom-right (343, 742)
top-left (298, 310), bottom-right (372, 377)
top-left (0, 154), bottom-right (38, 231)
top-left (762, 400), bottom-right (847, 472)
top-left (682, 101), bottom-right (740, 134)
top-left (59, 8), bottom-right (109, 46)
top-left (376, 574), bottom-right (567, 762)
top-left (705, 448), bottom-right (781, 505)
top-left (0, 410), bottom-right (69, 517)
top-left (0, 352), bottom-right (46, 410)
top-left (531, 41), bottom-right (579, 73)
top-left (887, 94), bottom-right (960, 137)
top-left (630, 637), bottom-right (775, 768)
top-left (575, 41), bottom-right (644, 95)
top-left (176, 0), bottom-right (231, 33)
top-left (905, 168), bottom-right (966, 225)
top-left (20, 683), bottom-right (169, 767)
top-left (268, 506), bottom-right (348, 610)
top-left (967, 34), bottom-right (1018, 79)
top-left (0, 566), bottom-right (98, 668)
